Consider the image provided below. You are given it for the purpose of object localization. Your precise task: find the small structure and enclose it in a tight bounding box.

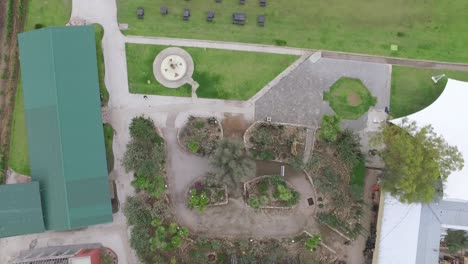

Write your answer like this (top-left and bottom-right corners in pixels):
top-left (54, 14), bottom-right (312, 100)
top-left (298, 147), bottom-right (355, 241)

top-left (239, 0), bottom-right (245, 4)
top-left (137, 7), bottom-right (144, 19)
top-left (257, 15), bottom-right (265, 26)
top-left (260, 0), bottom-right (267, 6)
top-left (232, 12), bottom-right (246, 25)
top-left (183, 8), bottom-right (190, 20)
top-left (153, 47), bottom-right (195, 88)
top-left (161, 6), bottom-right (168, 15)
top-left (207, 11), bottom-right (215, 22)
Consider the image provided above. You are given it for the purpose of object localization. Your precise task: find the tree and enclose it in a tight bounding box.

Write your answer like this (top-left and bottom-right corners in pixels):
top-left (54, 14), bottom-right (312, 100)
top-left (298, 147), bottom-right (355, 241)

top-left (211, 139), bottom-right (255, 190)
top-left (374, 119), bottom-right (464, 203)
top-left (305, 235), bottom-right (322, 251)
top-left (319, 115), bottom-right (341, 142)
top-left (445, 229), bottom-right (468, 253)
top-left (334, 129), bottom-right (364, 168)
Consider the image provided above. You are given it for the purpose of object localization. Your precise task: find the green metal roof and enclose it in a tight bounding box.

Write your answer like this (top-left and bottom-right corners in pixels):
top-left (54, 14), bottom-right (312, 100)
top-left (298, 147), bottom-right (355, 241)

top-left (0, 182), bottom-right (45, 237)
top-left (17, 26), bottom-right (112, 231)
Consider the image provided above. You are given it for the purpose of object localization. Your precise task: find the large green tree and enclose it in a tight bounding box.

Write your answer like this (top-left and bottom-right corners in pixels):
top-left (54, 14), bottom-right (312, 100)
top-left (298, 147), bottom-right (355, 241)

top-left (211, 139), bottom-right (255, 190)
top-left (374, 119), bottom-right (464, 203)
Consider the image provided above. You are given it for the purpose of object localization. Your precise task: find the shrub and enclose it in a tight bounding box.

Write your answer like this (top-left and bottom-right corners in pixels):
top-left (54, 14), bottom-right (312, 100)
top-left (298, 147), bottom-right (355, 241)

top-left (335, 129), bottom-right (364, 168)
top-left (150, 219), bottom-right (189, 251)
top-left (189, 191), bottom-right (209, 212)
top-left (257, 179), bottom-right (269, 194)
top-left (305, 235), bottom-right (321, 251)
top-left (274, 39), bottom-right (287, 46)
top-left (187, 140), bottom-right (200, 153)
top-left (319, 115), bottom-right (341, 142)
top-left (248, 197), bottom-right (260, 209)
top-left (275, 184), bottom-right (293, 201)
top-left (259, 195), bottom-right (269, 205)
top-left (123, 196), bottom-right (152, 227)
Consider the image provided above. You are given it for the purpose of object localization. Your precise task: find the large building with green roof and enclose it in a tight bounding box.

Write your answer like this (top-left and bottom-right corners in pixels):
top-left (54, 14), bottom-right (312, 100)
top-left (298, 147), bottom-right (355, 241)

top-left (0, 182), bottom-right (45, 237)
top-left (16, 25), bottom-right (112, 232)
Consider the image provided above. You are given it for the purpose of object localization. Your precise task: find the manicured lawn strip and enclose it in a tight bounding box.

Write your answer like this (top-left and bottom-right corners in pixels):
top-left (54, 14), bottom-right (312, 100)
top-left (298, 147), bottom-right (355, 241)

top-left (103, 124), bottom-right (114, 172)
top-left (118, 0), bottom-right (468, 63)
top-left (350, 160), bottom-right (365, 186)
top-left (324, 78), bottom-right (376, 120)
top-left (8, 82), bottom-right (30, 175)
top-left (24, 0), bottom-right (71, 30)
top-left (94, 24), bottom-right (109, 105)
top-left (390, 66), bottom-right (468, 118)
top-left (126, 44), bottom-right (298, 100)
top-left (8, 0), bottom-right (72, 174)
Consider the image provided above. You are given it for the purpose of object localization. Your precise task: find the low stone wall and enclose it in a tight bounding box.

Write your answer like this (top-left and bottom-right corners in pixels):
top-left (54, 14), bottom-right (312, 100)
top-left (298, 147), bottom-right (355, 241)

top-left (176, 116), bottom-right (224, 157)
top-left (185, 177), bottom-right (229, 208)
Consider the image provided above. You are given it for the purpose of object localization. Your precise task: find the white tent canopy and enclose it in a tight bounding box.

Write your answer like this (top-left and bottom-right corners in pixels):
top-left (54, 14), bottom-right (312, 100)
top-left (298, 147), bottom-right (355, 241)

top-left (377, 79), bottom-right (468, 264)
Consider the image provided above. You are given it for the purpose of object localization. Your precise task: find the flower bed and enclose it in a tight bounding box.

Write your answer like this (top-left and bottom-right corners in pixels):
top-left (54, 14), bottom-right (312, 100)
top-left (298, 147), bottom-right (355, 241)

top-left (244, 122), bottom-right (307, 163)
top-left (245, 175), bottom-right (300, 209)
top-left (178, 116), bottom-right (223, 156)
top-left (187, 177), bottom-right (228, 212)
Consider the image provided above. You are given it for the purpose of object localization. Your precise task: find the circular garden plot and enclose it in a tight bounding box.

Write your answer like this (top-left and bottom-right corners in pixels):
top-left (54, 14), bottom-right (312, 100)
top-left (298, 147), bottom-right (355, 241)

top-left (178, 116), bottom-right (223, 156)
top-left (324, 77), bottom-right (377, 120)
top-left (245, 175), bottom-right (300, 209)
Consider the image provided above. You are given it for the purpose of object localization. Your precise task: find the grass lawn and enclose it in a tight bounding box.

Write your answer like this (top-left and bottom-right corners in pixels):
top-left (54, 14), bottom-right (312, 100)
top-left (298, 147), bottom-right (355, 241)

top-left (8, 0), bottom-right (71, 174)
top-left (94, 24), bottom-right (109, 105)
top-left (103, 124), bottom-right (114, 173)
top-left (118, 0), bottom-right (468, 63)
top-left (324, 78), bottom-right (376, 120)
top-left (126, 44), bottom-right (298, 100)
top-left (391, 66), bottom-right (468, 118)
top-left (8, 82), bottom-right (30, 175)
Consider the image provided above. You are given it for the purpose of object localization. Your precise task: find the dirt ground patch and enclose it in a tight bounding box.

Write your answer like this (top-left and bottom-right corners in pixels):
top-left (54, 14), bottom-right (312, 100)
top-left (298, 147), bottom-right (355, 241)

top-left (347, 92), bottom-right (362, 106)
top-left (222, 113), bottom-right (250, 139)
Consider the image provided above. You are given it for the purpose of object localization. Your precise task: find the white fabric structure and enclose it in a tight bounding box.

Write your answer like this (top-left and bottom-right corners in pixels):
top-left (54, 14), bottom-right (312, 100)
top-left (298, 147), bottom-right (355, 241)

top-left (376, 79), bottom-right (468, 264)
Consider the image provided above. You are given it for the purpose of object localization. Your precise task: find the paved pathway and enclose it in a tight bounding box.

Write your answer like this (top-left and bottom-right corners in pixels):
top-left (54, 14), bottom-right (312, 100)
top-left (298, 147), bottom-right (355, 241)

top-left (126, 36), bottom-right (468, 72)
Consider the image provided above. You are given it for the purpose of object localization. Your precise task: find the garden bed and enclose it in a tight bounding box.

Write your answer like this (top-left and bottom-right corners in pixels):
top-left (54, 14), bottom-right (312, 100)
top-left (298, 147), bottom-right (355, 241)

top-left (307, 139), bottom-right (365, 240)
top-left (244, 175), bottom-right (300, 209)
top-left (178, 116), bottom-right (223, 156)
top-left (187, 177), bottom-right (228, 212)
top-left (244, 122), bottom-right (307, 163)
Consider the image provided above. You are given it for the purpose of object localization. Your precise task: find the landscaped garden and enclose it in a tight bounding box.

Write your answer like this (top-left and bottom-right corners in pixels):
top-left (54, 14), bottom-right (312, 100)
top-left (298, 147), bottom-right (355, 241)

top-left (245, 175), bottom-right (300, 209)
top-left (187, 176), bottom-right (228, 213)
top-left (309, 115), bottom-right (367, 240)
top-left (390, 66), bottom-right (468, 118)
top-left (245, 122), bottom-right (307, 163)
top-left (118, 0), bottom-right (468, 63)
top-left (324, 77), bottom-right (376, 120)
top-left (125, 44), bottom-right (298, 100)
top-left (178, 116), bottom-right (222, 156)
top-left (103, 124), bottom-right (114, 172)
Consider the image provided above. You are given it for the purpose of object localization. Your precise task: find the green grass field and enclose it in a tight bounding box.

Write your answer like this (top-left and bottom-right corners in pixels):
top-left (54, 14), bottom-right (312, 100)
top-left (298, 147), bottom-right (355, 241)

top-left (8, 82), bottom-right (30, 175)
top-left (118, 0), bottom-right (468, 63)
top-left (8, 0), bottom-right (71, 174)
top-left (95, 24), bottom-right (109, 105)
top-left (126, 44), bottom-right (298, 100)
top-left (390, 66), bottom-right (468, 118)
top-left (324, 78), bottom-right (376, 120)
top-left (103, 124), bottom-right (114, 173)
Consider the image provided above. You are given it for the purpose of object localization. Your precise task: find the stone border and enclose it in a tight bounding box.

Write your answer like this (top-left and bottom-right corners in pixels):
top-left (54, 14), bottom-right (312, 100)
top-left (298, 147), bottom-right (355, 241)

top-left (185, 176), bottom-right (229, 208)
top-left (153, 47), bottom-right (194, 88)
top-left (176, 116), bottom-right (224, 157)
top-left (243, 175), bottom-right (299, 209)
top-left (243, 121), bottom-right (308, 163)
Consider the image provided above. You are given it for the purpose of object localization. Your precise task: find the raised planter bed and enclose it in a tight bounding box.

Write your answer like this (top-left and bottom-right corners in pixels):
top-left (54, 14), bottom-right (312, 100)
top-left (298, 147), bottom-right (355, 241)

top-left (187, 177), bottom-right (228, 212)
top-left (244, 175), bottom-right (300, 209)
top-left (178, 116), bottom-right (223, 156)
top-left (244, 121), bottom-right (307, 163)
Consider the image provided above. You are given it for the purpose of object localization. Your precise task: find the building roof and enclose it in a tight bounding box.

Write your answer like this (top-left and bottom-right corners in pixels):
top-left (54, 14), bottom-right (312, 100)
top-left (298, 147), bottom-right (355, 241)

top-left (0, 182), bottom-right (45, 238)
top-left (17, 26), bottom-right (112, 231)
top-left (376, 79), bottom-right (468, 264)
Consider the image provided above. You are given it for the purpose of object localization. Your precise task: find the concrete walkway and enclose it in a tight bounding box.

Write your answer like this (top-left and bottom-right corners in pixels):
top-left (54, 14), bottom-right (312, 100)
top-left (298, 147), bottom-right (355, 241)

top-left (126, 36), bottom-right (468, 72)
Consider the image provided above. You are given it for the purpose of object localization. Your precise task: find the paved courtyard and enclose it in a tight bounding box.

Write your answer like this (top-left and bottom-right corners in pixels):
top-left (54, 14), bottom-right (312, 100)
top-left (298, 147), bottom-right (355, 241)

top-left (255, 56), bottom-right (391, 131)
